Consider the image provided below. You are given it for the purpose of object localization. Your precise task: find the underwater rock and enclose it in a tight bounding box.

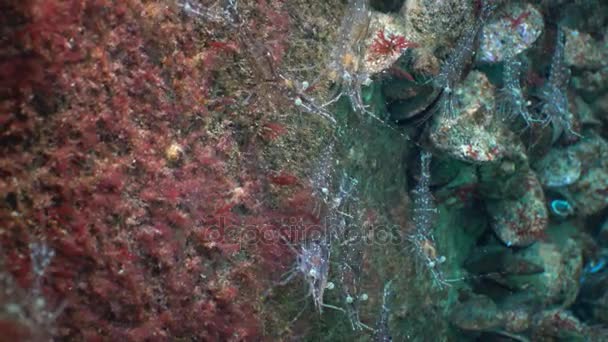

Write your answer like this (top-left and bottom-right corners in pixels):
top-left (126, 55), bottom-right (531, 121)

top-left (400, 0), bottom-right (474, 53)
top-left (560, 132), bottom-right (608, 216)
top-left (568, 131), bottom-right (608, 166)
top-left (533, 148), bottom-right (582, 188)
top-left (398, 0), bottom-right (479, 79)
top-left (508, 237), bottom-right (582, 307)
top-left (567, 167), bottom-right (608, 216)
top-left (501, 307), bottom-right (532, 334)
top-left (563, 27), bottom-right (608, 70)
top-left (531, 132), bottom-right (608, 216)
top-left (572, 68), bottom-right (608, 100)
top-left (449, 295), bottom-right (503, 332)
top-left (485, 171), bottom-right (547, 247)
top-left (449, 293), bottom-right (542, 339)
top-left (477, 2), bottom-right (544, 63)
top-left (531, 309), bottom-right (587, 341)
top-left (429, 71), bottom-right (525, 164)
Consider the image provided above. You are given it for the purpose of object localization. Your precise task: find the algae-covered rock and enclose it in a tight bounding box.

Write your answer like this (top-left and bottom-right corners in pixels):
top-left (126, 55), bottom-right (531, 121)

top-left (401, 0), bottom-right (474, 53)
top-left (541, 132), bottom-right (608, 216)
top-left (567, 167), bottom-right (608, 216)
top-left (533, 148), bottom-right (582, 188)
top-left (401, 0), bottom-right (475, 51)
top-left (501, 307), bottom-right (532, 333)
top-left (568, 131), bottom-right (608, 166)
top-left (429, 71), bottom-right (525, 164)
top-left (485, 171), bottom-right (547, 247)
top-left (449, 295), bottom-right (504, 331)
top-left (398, 0), bottom-right (477, 78)
top-left (564, 27), bottom-right (608, 70)
top-left (478, 2), bottom-right (544, 63)
top-left (362, 12), bottom-right (415, 75)
top-left (531, 309), bottom-right (587, 341)
top-left (508, 235), bottom-right (582, 307)
top-left (572, 68), bottom-right (608, 100)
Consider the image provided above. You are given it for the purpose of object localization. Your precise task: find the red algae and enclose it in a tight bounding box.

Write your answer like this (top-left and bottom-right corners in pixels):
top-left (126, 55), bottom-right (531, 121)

top-left (369, 29), bottom-right (418, 57)
top-left (0, 0), bottom-right (318, 340)
top-left (269, 171), bottom-right (300, 186)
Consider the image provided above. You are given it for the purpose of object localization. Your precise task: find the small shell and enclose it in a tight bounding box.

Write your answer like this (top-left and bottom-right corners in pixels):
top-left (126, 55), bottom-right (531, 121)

top-left (165, 142), bottom-right (184, 163)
